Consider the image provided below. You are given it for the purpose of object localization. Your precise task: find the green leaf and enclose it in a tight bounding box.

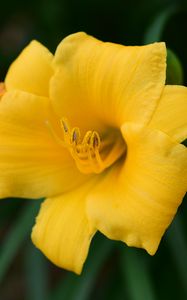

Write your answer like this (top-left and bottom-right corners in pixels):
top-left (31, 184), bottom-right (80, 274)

top-left (167, 216), bottom-right (187, 297)
top-left (49, 273), bottom-right (77, 300)
top-left (166, 48), bottom-right (183, 85)
top-left (0, 199), bottom-right (23, 227)
top-left (144, 5), bottom-right (177, 44)
top-left (143, 6), bottom-right (184, 85)
top-left (49, 234), bottom-right (115, 300)
top-left (0, 200), bottom-right (42, 283)
top-left (120, 247), bottom-right (156, 300)
top-left (182, 139), bottom-right (187, 147)
top-left (24, 242), bottom-right (49, 300)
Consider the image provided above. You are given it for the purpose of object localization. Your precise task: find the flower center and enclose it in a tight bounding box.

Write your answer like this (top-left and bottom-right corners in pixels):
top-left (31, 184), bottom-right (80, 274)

top-left (0, 82), bottom-right (6, 98)
top-left (46, 118), bottom-right (126, 174)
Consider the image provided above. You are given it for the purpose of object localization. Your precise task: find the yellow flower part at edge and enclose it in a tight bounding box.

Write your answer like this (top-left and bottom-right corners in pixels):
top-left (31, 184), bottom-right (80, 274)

top-left (0, 32), bottom-right (187, 274)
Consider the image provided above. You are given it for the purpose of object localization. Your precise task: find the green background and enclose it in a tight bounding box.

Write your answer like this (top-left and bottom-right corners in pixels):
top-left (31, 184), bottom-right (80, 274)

top-left (0, 0), bottom-right (187, 299)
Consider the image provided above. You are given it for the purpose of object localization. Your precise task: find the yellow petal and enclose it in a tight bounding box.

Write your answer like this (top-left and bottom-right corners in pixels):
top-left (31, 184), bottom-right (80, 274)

top-left (149, 85), bottom-right (187, 142)
top-left (87, 123), bottom-right (187, 255)
top-left (0, 82), bottom-right (6, 98)
top-left (51, 32), bottom-right (166, 132)
top-left (32, 179), bottom-right (97, 274)
top-left (0, 90), bottom-right (88, 199)
top-left (5, 41), bottom-right (53, 97)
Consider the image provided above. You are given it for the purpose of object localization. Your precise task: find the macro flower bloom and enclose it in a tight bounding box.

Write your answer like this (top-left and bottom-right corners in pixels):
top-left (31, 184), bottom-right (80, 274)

top-left (0, 32), bottom-right (187, 274)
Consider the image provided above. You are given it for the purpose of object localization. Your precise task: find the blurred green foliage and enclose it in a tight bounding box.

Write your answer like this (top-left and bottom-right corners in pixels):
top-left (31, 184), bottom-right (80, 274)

top-left (0, 0), bottom-right (187, 299)
top-left (1, 0), bottom-right (187, 80)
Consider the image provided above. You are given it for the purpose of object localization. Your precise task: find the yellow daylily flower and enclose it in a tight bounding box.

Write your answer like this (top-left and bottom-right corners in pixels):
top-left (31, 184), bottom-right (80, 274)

top-left (0, 32), bottom-right (187, 274)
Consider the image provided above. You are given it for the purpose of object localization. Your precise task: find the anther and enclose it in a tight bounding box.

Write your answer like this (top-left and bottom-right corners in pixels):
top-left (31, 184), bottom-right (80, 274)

top-left (60, 118), bottom-right (69, 133)
top-left (71, 128), bottom-right (81, 144)
top-left (57, 117), bottom-right (126, 174)
top-left (91, 131), bottom-right (100, 149)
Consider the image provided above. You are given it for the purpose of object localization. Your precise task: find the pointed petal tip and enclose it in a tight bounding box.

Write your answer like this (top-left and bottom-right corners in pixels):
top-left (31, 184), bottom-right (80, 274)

top-left (54, 32), bottom-right (91, 67)
top-left (115, 230), bottom-right (159, 256)
top-left (120, 230), bottom-right (160, 256)
top-left (5, 39), bottom-right (53, 96)
top-left (31, 186), bottom-right (97, 274)
top-left (63, 31), bottom-right (88, 42)
top-left (31, 228), bottom-right (83, 275)
top-left (142, 239), bottom-right (159, 256)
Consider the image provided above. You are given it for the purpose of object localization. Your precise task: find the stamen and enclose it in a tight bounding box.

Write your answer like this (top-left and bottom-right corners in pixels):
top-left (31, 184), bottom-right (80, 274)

top-left (71, 128), bottom-right (81, 144)
top-left (45, 120), bottom-right (66, 147)
top-left (82, 131), bottom-right (92, 145)
top-left (45, 117), bottom-right (126, 174)
top-left (61, 118), bottom-right (69, 133)
top-left (91, 131), bottom-right (100, 149)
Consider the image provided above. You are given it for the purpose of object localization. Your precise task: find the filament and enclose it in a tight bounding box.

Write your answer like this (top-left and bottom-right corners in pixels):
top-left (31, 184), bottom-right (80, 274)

top-left (46, 117), bottom-right (126, 174)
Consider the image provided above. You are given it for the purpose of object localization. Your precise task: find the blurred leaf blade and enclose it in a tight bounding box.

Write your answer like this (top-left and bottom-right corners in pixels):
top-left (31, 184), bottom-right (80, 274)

top-left (167, 216), bottom-right (187, 297)
top-left (72, 237), bottom-right (115, 300)
top-left (144, 5), bottom-right (177, 44)
top-left (182, 139), bottom-right (187, 147)
top-left (49, 273), bottom-right (77, 300)
top-left (50, 234), bottom-right (115, 300)
top-left (121, 247), bottom-right (156, 300)
top-left (166, 48), bottom-right (183, 85)
top-left (0, 199), bottom-right (23, 227)
top-left (0, 200), bottom-right (42, 283)
top-left (25, 242), bottom-right (49, 300)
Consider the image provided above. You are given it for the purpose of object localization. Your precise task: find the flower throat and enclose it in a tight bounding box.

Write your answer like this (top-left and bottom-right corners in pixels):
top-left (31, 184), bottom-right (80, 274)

top-left (47, 118), bottom-right (126, 175)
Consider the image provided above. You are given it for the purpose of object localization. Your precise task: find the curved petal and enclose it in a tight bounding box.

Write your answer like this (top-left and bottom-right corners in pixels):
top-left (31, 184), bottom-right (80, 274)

top-left (51, 32), bottom-right (166, 132)
top-left (32, 179), bottom-right (97, 274)
top-left (5, 41), bottom-right (53, 97)
top-left (0, 90), bottom-right (88, 199)
top-left (87, 123), bottom-right (187, 255)
top-left (149, 85), bottom-right (187, 143)
top-left (0, 82), bottom-right (6, 99)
